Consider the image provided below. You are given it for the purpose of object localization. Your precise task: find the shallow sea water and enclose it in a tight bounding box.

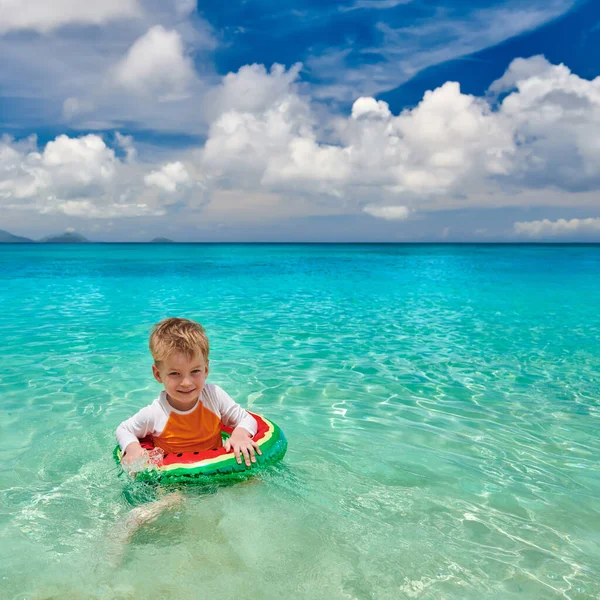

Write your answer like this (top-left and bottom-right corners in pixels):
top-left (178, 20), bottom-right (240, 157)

top-left (0, 243), bottom-right (599, 599)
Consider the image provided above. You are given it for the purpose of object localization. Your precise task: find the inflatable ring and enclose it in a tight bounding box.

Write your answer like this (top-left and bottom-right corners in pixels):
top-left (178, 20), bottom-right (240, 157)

top-left (114, 412), bottom-right (287, 484)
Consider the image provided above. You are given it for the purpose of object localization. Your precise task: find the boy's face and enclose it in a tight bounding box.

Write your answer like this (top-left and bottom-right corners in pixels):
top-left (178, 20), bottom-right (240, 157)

top-left (152, 352), bottom-right (209, 410)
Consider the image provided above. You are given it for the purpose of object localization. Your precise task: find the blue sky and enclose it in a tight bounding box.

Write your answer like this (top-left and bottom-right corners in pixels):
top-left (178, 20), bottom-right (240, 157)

top-left (1, 0), bottom-right (599, 241)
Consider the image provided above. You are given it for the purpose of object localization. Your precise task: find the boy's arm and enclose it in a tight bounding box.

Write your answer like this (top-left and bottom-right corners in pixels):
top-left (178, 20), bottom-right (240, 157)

top-left (214, 386), bottom-right (258, 436)
top-left (212, 385), bottom-right (261, 466)
top-left (116, 405), bottom-right (156, 463)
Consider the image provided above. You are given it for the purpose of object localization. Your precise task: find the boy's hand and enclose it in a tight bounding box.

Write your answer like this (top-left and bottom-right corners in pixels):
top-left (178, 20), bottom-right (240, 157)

top-left (225, 427), bottom-right (262, 467)
top-left (121, 442), bottom-right (149, 472)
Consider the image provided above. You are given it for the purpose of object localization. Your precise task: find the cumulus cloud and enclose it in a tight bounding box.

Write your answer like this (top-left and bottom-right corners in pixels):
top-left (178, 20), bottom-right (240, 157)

top-left (514, 218), bottom-right (600, 237)
top-left (144, 161), bottom-right (191, 192)
top-left (0, 2), bottom-right (216, 135)
top-left (204, 63), bottom-right (303, 121)
top-left (340, 81), bottom-right (514, 193)
top-left (488, 55), bottom-right (554, 94)
top-left (41, 134), bottom-right (116, 180)
top-left (351, 97), bottom-right (392, 120)
top-left (201, 64), bottom-right (513, 200)
top-left (490, 56), bottom-right (600, 191)
top-left (202, 63), bottom-right (334, 189)
top-left (0, 134), bottom-right (117, 204)
top-left (0, 134), bottom-right (186, 218)
top-left (0, 0), bottom-right (141, 33)
top-left (199, 55), bottom-right (600, 221)
top-left (363, 205), bottom-right (410, 220)
top-left (112, 26), bottom-right (197, 100)
top-left (5, 53), bottom-right (600, 237)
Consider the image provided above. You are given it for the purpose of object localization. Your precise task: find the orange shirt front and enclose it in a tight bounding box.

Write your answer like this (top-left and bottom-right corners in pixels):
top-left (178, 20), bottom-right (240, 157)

top-left (153, 400), bottom-right (223, 454)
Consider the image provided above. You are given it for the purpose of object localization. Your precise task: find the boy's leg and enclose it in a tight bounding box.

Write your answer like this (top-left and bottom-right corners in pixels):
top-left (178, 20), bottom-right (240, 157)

top-left (104, 490), bottom-right (184, 568)
top-left (121, 490), bottom-right (183, 533)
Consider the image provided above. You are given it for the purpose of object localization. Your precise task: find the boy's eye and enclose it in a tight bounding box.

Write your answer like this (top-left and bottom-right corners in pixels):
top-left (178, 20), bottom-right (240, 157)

top-left (192, 369), bottom-right (201, 373)
top-left (169, 372), bottom-right (179, 376)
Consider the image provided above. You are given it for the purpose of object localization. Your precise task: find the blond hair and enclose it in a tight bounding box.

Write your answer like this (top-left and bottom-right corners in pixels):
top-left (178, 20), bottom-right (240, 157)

top-left (149, 318), bottom-right (210, 364)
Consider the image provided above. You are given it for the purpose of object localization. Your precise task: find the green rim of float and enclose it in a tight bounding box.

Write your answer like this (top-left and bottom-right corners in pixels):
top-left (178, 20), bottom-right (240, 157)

top-left (114, 412), bottom-right (287, 484)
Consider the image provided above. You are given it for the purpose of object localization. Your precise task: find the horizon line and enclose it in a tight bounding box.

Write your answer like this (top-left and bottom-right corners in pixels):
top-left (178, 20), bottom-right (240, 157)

top-left (2, 241), bottom-right (600, 246)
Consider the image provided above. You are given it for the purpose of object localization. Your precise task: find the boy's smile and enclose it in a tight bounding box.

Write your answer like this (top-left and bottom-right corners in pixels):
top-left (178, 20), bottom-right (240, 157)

top-left (152, 352), bottom-right (209, 411)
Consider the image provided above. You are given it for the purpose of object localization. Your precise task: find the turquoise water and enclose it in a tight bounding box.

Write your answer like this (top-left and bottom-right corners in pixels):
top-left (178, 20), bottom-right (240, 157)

top-left (0, 244), bottom-right (599, 599)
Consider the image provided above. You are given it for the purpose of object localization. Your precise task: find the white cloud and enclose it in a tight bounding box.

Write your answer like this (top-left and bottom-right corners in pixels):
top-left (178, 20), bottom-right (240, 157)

top-left (340, 81), bottom-right (514, 193)
top-left (0, 134), bottom-right (181, 218)
top-left (514, 218), bottom-right (600, 237)
top-left (0, 6), bottom-right (215, 134)
top-left (351, 97), bottom-right (392, 120)
top-left (202, 64), bottom-right (513, 199)
top-left (5, 53), bottom-right (600, 236)
top-left (363, 205), bottom-right (410, 220)
top-left (0, 0), bottom-right (575, 148)
top-left (46, 200), bottom-right (163, 218)
top-left (112, 26), bottom-right (196, 100)
top-left (41, 134), bottom-right (116, 181)
top-left (0, 0), bottom-right (141, 33)
top-left (202, 64), bottom-right (336, 190)
top-left (144, 161), bottom-right (191, 192)
top-left (200, 55), bottom-right (600, 220)
top-left (490, 56), bottom-right (600, 191)
top-left (0, 134), bottom-right (118, 203)
top-left (342, 0), bottom-right (412, 11)
top-left (488, 55), bottom-right (555, 94)
top-left (204, 63), bottom-right (303, 121)
top-left (174, 0), bottom-right (198, 18)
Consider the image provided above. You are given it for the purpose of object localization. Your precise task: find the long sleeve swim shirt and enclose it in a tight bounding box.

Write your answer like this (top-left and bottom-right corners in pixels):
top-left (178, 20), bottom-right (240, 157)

top-left (116, 384), bottom-right (257, 454)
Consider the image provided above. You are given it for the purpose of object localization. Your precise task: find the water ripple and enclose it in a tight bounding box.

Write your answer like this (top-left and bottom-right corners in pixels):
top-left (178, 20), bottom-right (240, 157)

top-left (0, 244), bottom-right (599, 599)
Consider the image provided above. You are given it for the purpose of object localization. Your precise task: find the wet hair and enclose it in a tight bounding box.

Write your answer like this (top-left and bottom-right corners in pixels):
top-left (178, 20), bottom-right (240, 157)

top-left (149, 317), bottom-right (209, 364)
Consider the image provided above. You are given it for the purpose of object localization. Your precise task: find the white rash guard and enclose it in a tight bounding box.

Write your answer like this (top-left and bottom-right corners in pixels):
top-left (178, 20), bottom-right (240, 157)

top-left (116, 384), bottom-right (257, 453)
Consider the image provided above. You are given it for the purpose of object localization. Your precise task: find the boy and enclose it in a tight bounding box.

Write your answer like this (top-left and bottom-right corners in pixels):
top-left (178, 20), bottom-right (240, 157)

top-left (116, 317), bottom-right (261, 470)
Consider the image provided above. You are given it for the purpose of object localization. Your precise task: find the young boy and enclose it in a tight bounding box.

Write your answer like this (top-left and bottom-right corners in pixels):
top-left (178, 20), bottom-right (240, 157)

top-left (116, 317), bottom-right (261, 470)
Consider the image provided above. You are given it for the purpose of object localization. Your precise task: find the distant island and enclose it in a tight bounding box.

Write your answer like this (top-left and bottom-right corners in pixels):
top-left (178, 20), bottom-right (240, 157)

top-left (0, 229), bottom-right (180, 243)
top-left (40, 232), bottom-right (89, 243)
top-left (0, 229), bottom-right (33, 243)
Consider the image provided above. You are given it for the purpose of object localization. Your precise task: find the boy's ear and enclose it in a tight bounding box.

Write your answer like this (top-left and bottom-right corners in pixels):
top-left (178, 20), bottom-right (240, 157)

top-left (205, 360), bottom-right (210, 376)
top-left (152, 364), bottom-right (163, 383)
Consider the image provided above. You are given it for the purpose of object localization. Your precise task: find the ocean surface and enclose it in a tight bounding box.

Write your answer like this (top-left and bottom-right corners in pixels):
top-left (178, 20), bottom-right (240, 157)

top-left (0, 243), bottom-right (599, 600)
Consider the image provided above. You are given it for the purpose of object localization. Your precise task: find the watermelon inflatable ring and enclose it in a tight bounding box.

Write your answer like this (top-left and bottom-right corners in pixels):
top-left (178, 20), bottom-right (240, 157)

top-left (114, 412), bottom-right (287, 484)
